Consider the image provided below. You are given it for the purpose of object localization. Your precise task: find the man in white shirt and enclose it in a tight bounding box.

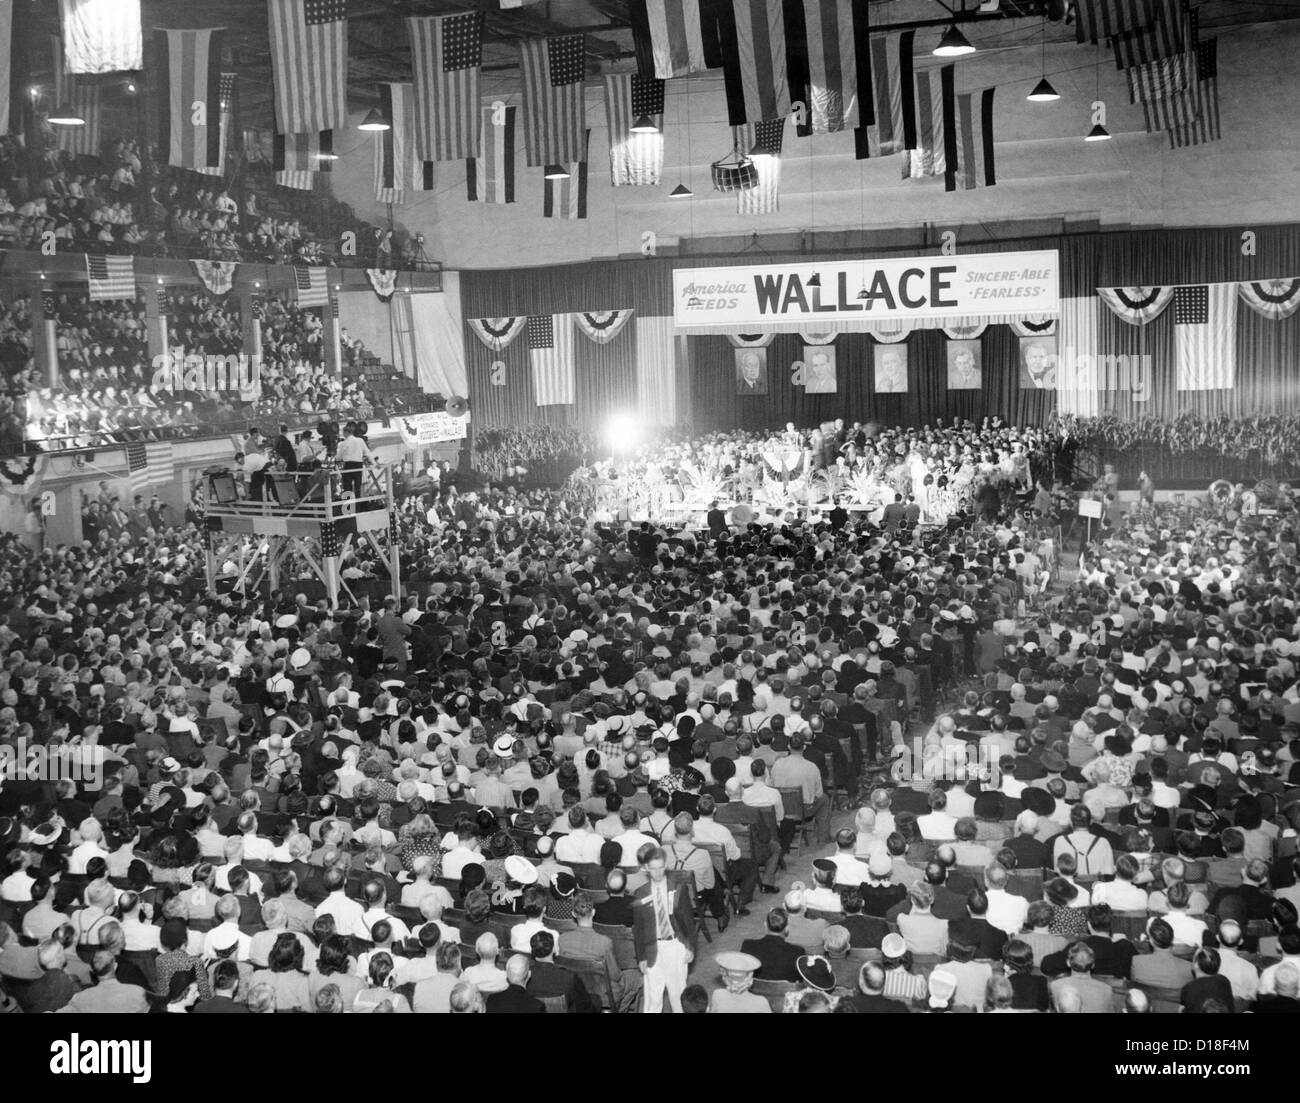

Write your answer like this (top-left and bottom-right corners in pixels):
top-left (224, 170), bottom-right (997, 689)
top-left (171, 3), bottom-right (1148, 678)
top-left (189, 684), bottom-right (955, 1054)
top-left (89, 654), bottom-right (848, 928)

top-left (916, 790), bottom-right (958, 841)
top-left (983, 863), bottom-right (1029, 936)
top-left (611, 807), bottom-right (659, 866)
top-left (555, 807), bottom-right (606, 864)
top-left (1213, 920), bottom-right (1260, 1002)
top-left (314, 868), bottom-right (366, 939)
top-left (202, 896), bottom-right (252, 960)
top-left (828, 828), bottom-right (873, 887)
top-left (742, 760), bottom-right (787, 823)
top-left (1052, 806), bottom-right (1115, 878)
top-left (1089, 853), bottom-right (1149, 912)
top-left (236, 812), bottom-right (276, 862)
top-left (441, 826), bottom-right (486, 881)
top-left (67, 818), bottom-right (108, 875)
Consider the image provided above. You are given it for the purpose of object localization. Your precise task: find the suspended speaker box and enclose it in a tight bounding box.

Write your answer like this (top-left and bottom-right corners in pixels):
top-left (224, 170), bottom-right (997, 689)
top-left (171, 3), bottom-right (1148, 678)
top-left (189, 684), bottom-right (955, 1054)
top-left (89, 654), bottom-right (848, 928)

top-left (711, 153), bottom-right (757, 193)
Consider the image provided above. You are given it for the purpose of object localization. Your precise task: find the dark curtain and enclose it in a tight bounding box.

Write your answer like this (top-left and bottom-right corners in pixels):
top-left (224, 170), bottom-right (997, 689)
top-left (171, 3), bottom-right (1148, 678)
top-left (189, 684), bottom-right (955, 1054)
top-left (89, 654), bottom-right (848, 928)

top-left (688, 328), bottom-right (1055, 433)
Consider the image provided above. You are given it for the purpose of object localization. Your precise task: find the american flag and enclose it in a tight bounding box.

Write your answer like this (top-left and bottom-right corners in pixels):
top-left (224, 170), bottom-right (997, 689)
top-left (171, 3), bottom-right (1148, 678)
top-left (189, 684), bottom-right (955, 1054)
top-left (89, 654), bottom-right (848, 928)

top-left (50, 34), bottom-right (101, 156)
top-left (319, 520), bottom-right (340, 557)
top-left (519, 35), bottom-right (588, 167)
top-left (1073, 0), bottom-right (1157, 44)
top-left (640, 0), bottom-right (713, 79)
top-left (733, 118), bottom-right (785, 214)
top-left (268, 0), bottom-right (349, 134)
top-left (903, 66), bottom-right (946, 180)
top-left (466, 105), bottom-right (516, 203)
top-left (721, 0), bottom-right (790, 127)
top-left (274, 129), bottom-right (333, 173)
top-left (543, 131), bottom-right (590, 220)
top-left (1174, 284), bottom-right (1235, 391)
top-left (60, 0), bottom-right (143, 73)
top-left (374, 82), bottom-right (415, 204)
top-left (604, 74), bottom-right (664, 186)
top-left (859, 29), bottom-right (915, 159)
top-left (160, 29), bottom-right (225, 172)
top-left (125, 441), bottom-right (174, 496)
top-left (294, 266), bottom-right (329, 307)
top-left (801, 0), bottom-right (871, 134)
top-left (276, 170), bottom-right (315, 191)
top-left (86, 254), bottom-right (135, 300)
top-left (1167, 38), bottom-right (1220, 149)
top-left (408, 13), bottom-right (483, 163)
top-left (526, 314), bottom-right (576, 406)
top-left (1110, 0), bottom-right (1188, 70)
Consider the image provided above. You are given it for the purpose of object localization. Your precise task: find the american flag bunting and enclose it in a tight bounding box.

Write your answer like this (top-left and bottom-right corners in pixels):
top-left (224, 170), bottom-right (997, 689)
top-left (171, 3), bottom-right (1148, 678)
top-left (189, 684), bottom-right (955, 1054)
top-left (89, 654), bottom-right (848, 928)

top-left (268, 0), bottom-right (348, 134)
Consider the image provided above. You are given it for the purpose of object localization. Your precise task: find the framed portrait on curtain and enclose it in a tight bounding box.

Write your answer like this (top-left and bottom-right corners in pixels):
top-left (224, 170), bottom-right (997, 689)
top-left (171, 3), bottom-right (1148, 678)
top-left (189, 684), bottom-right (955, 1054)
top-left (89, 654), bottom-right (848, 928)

top-left (874, 345), bottom-right (908, 393)
top-left (1019, 335), bottom-right (1058, 389)
top-left (803, 346), bottom-right (837, 393)
top-left (946, 339), bottom-right (982, 390)
top-left (735, 347), bottom-right (768, 395)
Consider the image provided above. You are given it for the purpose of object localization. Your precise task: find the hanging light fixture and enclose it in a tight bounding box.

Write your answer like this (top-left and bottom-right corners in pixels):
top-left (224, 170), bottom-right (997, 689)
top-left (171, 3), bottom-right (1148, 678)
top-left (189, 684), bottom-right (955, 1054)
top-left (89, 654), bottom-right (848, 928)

top-left (669, 183), bottom-right (692, 198)
top-left (1027, 15), bottom-right (1060, 102)
top-left (933, 24), bottom-right (976, 57)
top-left (631, 114), bottom-right (658, 134)
top-left (1085, 123), bottom-right (1111, 141)
top-left (544, 164), bottom-right (570, 179)
top-left (358, 108), bottom-right (390, 131)
top-left (806, 273), bottom-right (822, 289)
top-left (48, 104), bottom-right (86, 126)
top-left (856, 287), bottom-right (870, 300)
top-left (316, 151), bottom-right (340, 162)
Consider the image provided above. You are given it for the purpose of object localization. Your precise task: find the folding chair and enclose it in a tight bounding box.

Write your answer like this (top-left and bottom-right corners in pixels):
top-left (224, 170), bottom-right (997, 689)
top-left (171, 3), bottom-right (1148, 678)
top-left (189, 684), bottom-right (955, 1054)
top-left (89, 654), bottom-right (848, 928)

top-left (539, 994), bottom-right (568, 1014)
top-left (555, 954), bottom-right (617, 1012)
top-left (777, 787), bottom-right (813, 853)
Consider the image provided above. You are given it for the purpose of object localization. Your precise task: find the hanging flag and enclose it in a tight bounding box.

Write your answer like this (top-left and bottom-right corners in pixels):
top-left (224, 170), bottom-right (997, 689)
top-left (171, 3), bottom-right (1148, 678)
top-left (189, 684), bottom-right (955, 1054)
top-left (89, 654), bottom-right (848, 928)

top-left (158, 28), bottom-right (225, 172)
top-left (60, 0), bottom-right (142, 73)
top-left (1174, 284), bottom-right (1235, 391)
top-left (268, 0), bottom-right (348, 134)
top-left (466, 104), bottom-right (516, 204)
top-left (903, 65), bottom-right (947, 180)
top-left (1238, 278), bottom-right (1300, 321)
top-left (526, 314), bottom-right (576, 406)
top-left (520, 35), bottom-right (587, 167)
top-left (127, 440), bottom-right (174, 495)
top-left (192, 260), bottom-right (237, 295)
top-left (467, 316), bottom-right (527, 351)
top-left (0, 2), bottom-right (12, 136)
top-left (949, 82), bottom-right (996, 192)
top-left (1073, 0), bottom-right (1157, 45)
top-left (50, 34), bottom-right (101, 156)
top-left (374, 82), bottom-right (415, 204)
top-left (1166, 38), bottom-right (1219, 149)
top-left (543, 130), bottom-right (590, 220)
top-left (196, 72), bottom-right (238, 178)
top-left (640, 0), bottom-right (713, 78)
top-left (1110, 0), bottom-right (1188, 70)
top-left (1098, 286), bottom-right (1174, 324)
top-left (125, 440), bottom-right (149, 496)
top-left (407, 13), bottom-right (483, 164)
top-left (719, 0), bottom-right (789, 126)
top-left (274, 130), bottom-right (333, 173)
top-left (365, 269), bottom-right (398, 302)
top-left (732, 117), bottom-right (784, 214)
top-left (858, 29), bottom-right (915, 159)
top-left (801, 0), bottom-right (871, 134)
top-left (276, 170), bottom-right (314, 190)
top-left (86, 254), bottom-right (135, 300)
top-left (1127, 49), bottom-right (1189, 105)
top-left (604, 74), bottom-right (665, 186)
top-left (573, 310), bottom-right (634, 344)
top-left (293, 266), bottom-right (329, 307)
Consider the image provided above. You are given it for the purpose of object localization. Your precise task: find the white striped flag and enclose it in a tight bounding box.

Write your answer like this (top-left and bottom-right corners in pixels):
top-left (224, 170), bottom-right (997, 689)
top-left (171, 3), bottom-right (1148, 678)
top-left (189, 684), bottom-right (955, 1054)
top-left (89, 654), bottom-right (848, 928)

top-left (374, 81), bottom-right (416, 204)
top-left (0, 2), bottom-right (12, 136)
top-left (60, 0), bottom-right (142, 73)
top-left (526, 314), bottom-right (576, 406)
top-left (1174, 284), bottom-right (1235, 391)
top-left (719, 0), bottom-right (789, 127)
top-left (1110, 0), bottom-right (1188, 69)
top-left (856, 29), bottom-right (915, 159)
top-left (543, 131), bottom-right (589, 219)
top-left (903, 65), bottom-right (946, 180)
top-left (268, 0), bottom-right (348, 134)
top-left (127, 441), bottom-right (175, 496)
top-left (947, 77), bottom-right (996, 192)
top-left (276, 170), bottom-right (315, 190)
top-left (1127, 49), bottom-right (1189, 105)
top-left (159, 28), bottom-right (225, 173)
top-left (293, 266), bottom-right (329, 307)
top-left (640, 0), bottom-right (714, 78)
top-left (466, 104), bottom-right (516, 203)
top-left (1073, 0), bottom-right (1157, 45)
top-left (520, 35), bottom-right (588, 167)
top-left (407, 13), bottom-right (483, 163)
top-left (732, 117), bottom-right (784, 214)
top-left (125, 440), bottom-right (149, 496)
top-left (604, 74), bottom-right (665, 186)
top-left (1167, 38), bottom-right (1219, 149)
top-left (197, 72), bottom-right (238, 178)
top-left (274, 129), bottom-right (333, 173)
top-left (50, 34), bottom-right (101, 156)
top-left (86, 254), bottom-right (134, 300)
top-left (801, 0), bottom-right (871, 134)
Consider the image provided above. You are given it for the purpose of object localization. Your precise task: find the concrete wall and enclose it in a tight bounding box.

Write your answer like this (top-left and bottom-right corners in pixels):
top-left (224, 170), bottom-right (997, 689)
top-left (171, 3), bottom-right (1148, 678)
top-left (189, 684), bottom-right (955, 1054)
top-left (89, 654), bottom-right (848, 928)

top-left (327, 22), bottom-right (1295, 271)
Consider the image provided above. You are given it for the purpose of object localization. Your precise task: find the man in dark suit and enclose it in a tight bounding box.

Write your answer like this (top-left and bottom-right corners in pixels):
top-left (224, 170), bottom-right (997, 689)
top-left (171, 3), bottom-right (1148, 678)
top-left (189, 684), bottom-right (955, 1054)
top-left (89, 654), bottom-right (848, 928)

top-left (1003, 811), bottom-right (1052, 870)
top-left (840, 890), bottom-right (889, 949)
top-left (850, 961), bottom-right (911, 1013)
top-left (1040, 905), bottom-right (1136, 979)
top-left (485, 955), bottom-right (547, 1013)
top-left (739, 909), bottom-right (803, 982)
top-left (593, 872), bottom-right (634, 927)
top-left (881, 494), bottom-right (906, 531)
top-left (193, 961), bottom-right (250, 1013)
top-left (631, 846), bottom-right (697, 1012)
top-left (949, 890), bottom-right (1009, 961)
top-left (706, 503), bottom-right (728, 539)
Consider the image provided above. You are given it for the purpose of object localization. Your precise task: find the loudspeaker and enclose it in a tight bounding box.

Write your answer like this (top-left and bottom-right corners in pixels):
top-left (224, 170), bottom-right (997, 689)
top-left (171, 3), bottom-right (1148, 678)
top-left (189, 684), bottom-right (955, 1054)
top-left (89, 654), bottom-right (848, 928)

top-left (270, 474), bottom-right (300, 506)
top-left (208, 472), bottom-right (238, 504)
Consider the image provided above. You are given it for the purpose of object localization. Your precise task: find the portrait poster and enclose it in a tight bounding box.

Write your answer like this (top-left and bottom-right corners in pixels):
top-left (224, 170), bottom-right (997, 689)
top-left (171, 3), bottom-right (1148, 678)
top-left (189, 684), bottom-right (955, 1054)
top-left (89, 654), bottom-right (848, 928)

top-left (1019, 334), bottom-right (1058, 389)
top-left (946, 339), bottom-right (982, 390)
top-left (735, 346), bottom-right (768, 395)
top-left (874, 344), bottom-right (909, 393)
top-left (802, 345), bottom-right (837, 393)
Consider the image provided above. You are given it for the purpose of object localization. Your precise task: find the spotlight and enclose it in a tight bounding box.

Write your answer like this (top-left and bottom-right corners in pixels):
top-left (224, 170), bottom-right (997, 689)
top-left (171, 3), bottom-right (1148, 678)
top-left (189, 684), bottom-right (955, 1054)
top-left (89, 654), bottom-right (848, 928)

top-left (604, 411), bottom-right (642, 453)
top-left (1085, 123), bottom-right (1111, 141)
top-left (1027, 78), bottom-right (1060, 103)
top-left (933, 24), bottom-right (976, 57)
top-left (125, 82), bottom-right (137, 95)
top-left (316, 151), bottom-right (339, 162)
top-left (631, 114), bottom-right (658, 134)
top-left (48, 104), bottom-right (86, 126)
top-left (669, 183), bottom-right (692, 198)
top-left (358, 108), bottom-right (390, 131)
top-left (544, 164), bottom-right (570, 179)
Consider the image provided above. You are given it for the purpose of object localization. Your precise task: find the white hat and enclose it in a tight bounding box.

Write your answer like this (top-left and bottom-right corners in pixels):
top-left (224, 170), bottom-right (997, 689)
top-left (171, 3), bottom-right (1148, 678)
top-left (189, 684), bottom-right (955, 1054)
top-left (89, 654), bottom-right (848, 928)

top-left (503, 855), bottom-right (538, 885)
top-left (290, 647), bottom-right (311, 670)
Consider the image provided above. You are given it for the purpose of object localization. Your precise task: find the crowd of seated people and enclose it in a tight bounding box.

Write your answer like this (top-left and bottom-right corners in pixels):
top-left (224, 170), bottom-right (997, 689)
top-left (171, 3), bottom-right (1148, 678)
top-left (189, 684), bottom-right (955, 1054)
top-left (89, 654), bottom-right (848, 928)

top-left (0, 295), bottom-right (34, 454)
top-left (0, 416), bottom-right (1297, 1014)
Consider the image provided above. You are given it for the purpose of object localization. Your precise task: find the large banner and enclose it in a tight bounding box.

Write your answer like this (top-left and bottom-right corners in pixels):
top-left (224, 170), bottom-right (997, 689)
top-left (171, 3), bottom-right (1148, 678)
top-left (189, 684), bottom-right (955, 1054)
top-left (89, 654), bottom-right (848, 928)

top-left (672, 250), bottom-right (1059, 334)
top-left (396, 411), bottom-right (470, 448)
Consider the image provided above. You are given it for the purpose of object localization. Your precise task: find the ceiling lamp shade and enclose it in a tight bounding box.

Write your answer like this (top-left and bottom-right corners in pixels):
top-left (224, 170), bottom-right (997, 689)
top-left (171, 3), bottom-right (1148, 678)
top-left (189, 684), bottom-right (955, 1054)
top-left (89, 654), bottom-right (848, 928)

top-left (1027, 77), bottom-right (1060, 102)
top-left (1085, 122), bottom-right (1111, 141)
top-left (806, 273), bottom-right (822, 288)
top-left (669, 183), bottom-right (692, 197)
top-left (631, 114), bottom-right (659, 134)
top-left (48, 104), bottom-right (86, 126)
top-left (933, 24), bottom-right (976, 57)
top-left (544, 164), bottom-right (570, 179)
top-left (358, 108), bottom-right (390, 131)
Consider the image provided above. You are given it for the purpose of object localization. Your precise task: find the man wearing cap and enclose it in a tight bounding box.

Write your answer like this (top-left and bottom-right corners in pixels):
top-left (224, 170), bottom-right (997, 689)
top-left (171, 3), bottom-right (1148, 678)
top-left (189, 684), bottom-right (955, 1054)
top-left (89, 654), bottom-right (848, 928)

top-left (632, 846), bottom-right (697, 1013)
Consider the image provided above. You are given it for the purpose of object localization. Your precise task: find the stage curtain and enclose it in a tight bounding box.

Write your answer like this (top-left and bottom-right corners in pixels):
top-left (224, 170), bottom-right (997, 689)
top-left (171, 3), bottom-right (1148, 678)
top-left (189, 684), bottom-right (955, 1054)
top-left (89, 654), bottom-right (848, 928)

top-left (636, 316), bottom-right (678, 427)
top-left (410, 276), bottom-right (468, 399)
top-left (687, 327), bottom-right (1054, 433)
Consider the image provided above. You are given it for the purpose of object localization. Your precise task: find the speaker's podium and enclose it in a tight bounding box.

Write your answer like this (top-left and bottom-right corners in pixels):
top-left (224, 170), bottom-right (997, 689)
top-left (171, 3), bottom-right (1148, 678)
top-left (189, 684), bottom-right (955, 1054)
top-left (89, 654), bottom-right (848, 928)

top-left (202, 463), bottom-right (401, 609)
